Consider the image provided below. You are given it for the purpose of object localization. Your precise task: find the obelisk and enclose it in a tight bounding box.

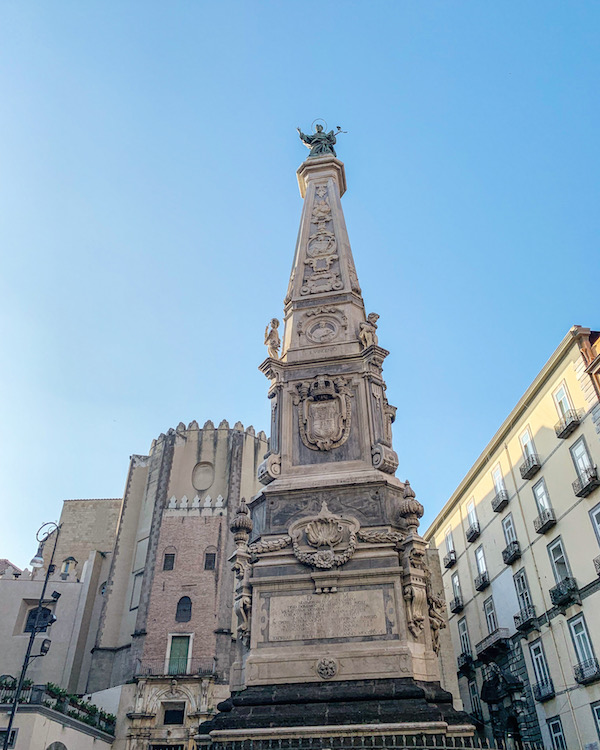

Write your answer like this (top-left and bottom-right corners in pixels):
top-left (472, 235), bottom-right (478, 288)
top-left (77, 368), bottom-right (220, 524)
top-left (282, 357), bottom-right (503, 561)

top-left (197, 126), bottom-right (472, 747)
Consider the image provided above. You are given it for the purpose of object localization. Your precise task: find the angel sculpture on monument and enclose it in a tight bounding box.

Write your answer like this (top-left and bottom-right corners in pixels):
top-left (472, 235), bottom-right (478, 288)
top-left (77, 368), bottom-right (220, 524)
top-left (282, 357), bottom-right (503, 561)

top-left (264, 318), bottom-right (281, 359)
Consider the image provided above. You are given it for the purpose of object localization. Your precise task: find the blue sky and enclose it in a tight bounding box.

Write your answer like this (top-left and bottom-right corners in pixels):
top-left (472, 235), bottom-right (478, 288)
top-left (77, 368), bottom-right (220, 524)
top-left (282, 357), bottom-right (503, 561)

top-left (1, 1), bottom-right (598, 568)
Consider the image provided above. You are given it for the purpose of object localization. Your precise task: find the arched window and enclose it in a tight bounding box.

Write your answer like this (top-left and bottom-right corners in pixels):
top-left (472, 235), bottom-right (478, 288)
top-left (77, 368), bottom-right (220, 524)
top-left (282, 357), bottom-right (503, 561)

top-left (175, 596), bottom-right (192, 622)
top-left (163, 547), bottom-right (176, 571)
top-left (204, 546), bottom-right (217, 571)
top-left (46, 743), bottom-right (68, 750)
top-left (25, 606), bottom-right (52, 633)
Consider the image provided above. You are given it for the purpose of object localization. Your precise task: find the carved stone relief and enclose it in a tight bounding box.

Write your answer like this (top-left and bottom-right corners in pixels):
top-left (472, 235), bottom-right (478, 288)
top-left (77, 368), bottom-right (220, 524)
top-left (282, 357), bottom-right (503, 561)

top-left (403, 583), bottom-right (427, 638)
top-left (289, 501), bottom-right (359, 569)
top-left (297, 305), bottom-right (349, 347)
top-left (301, 185), bottom-right (343, 295)
top-left (316, 657), bottom-right (338, 680)
top-left (294, 375), bottom-right (353, 451)
top-left (257, 453), bottom-right (281, 486)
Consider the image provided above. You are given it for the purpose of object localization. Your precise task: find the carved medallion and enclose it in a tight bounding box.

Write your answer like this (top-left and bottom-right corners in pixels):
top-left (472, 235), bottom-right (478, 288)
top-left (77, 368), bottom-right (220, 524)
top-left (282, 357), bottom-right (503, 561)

top-left (289, 501), bottom-right (359, 570)
top-left (316, 657), bottom-right (338, 680)
top-left (294, 375), bottom-right (352, 451)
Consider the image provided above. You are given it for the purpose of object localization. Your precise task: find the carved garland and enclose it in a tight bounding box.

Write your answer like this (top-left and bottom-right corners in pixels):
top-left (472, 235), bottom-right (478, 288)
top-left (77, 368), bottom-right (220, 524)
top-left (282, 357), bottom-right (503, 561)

top-left (292, 528), bottom-right (357, 570)
top-left (248, 536), bottom-right (291, 556)
top-left (358, 529), bottom-right (404, 545)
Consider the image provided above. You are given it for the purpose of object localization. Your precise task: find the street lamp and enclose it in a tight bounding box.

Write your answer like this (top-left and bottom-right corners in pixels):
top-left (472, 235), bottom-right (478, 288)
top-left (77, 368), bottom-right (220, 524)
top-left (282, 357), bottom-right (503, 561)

top-left (2, 522), bottom-right (61, 750)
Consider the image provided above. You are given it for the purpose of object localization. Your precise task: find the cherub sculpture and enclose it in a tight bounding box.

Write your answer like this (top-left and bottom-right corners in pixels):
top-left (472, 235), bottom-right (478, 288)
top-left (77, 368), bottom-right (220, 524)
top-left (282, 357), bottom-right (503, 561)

top-left (264, 318), bottom-right (281, 359)
top-left (359, 312), bottom-right (380, 349)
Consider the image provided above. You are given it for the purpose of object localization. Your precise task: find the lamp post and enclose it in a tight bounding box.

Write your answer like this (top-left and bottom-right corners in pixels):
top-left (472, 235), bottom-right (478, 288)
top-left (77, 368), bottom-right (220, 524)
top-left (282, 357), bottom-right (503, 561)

top-left (2, 522), bottom-right (61, 750)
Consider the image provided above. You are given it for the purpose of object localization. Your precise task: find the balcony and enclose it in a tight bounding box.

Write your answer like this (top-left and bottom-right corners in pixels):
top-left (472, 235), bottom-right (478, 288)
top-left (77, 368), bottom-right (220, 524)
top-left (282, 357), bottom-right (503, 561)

top-left (492, 489), bottom-right (509, 512)
top-left (443, 550), bottom-right (457, 569)
top-left (574, 657), bottom-right (600, 685)
top-left (466, 521), bottom-right (481, 542)
top-left (550, 576), bottom-right (580, 609)
top-left (533, 507), bottom-right (556, 534)
top-left (520, 453), bottom-right (542, 480)
top-left (555, 409), bottom-right (582, 439)
top-left (449, 595), bottom-right (464, 613)
top-left (135, 658), bottom-right (216, 677)
top-left (475, 627), bottom-right (510, 663)
top-left (475, 571), bottom-right (490, 591)
top-left (514, 604), bottom-right (538, 633)
top-left (572, 466), bottom-right (600, 498)
top-left (457, 652), bottom-right (474, 673)
top-left (502, 540), bottom-right (522, 565)
top-left (532, 678), bottom-right (555, 702)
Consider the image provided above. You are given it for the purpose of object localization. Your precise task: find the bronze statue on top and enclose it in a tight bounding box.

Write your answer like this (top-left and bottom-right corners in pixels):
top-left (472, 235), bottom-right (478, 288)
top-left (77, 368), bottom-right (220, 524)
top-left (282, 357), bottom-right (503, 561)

top-left (297, 123), bottom-right (343, 158)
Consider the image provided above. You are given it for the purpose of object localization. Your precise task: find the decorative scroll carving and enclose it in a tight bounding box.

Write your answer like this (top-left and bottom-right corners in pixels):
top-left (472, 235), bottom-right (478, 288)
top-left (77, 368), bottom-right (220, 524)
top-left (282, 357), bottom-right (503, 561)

top-left (294, 375), bottom-right (353, 451)
top-left (248, 536), bottom-right (291, 556)
top-left (358, 528), bottom-right (404, 545)
top-left (404, 583), bottom-right (427, 638)
top-left (316, 657), bottom-right (338, 680)
top-left (301, 186), bottom-right (343, 295)
top-left (427, 587), bottom-right (447, 655)
top-left (230, 500), bottom-right (253, 646)
top-left (371, 443), bottom-right (399, 474)
top-left (289, 501), bottom-right (359, 570)
top-left (359, 312), bottom-right (379, 349)
top-left (257, 453), bottom-right (281, 485)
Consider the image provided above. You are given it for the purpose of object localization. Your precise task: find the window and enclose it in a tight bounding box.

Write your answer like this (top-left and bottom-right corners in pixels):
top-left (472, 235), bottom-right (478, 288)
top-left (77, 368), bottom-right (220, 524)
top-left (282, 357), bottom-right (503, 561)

top-left (548, 717), bottom-right (567, 750)
top-left (130, 572), bottom-right (143, 610)
top-left (475, 546), bottom-right (487, 574)
top-left (530, 640), bottom-right (551, 685)
top-left (483, 597), bottom-right (497, 634)
top-left (451, 572), bottom-right (461, 599)
top-left (99, 581), bottom-right (107, 596)
top-left (520, 427), bottom-right (535, 459)
top-left (204, 552), bottom-right (216, 571)
top-left (514, 569), bottom-right (533, 610)
top-left (175, 596), bottom-right (192, 622)
top-left (569, 614), bottom-right (595, 665)
top-left (163, 552), bottom-right (175, 571)
top-left (444, 528), bottom-right (455, 554)
top-left (168, 635), bottom-right (190, 675)
top-left (492, 466), bottom-right (505, 493)
top-left (0, 729), bottom-right (17, 748)
top-left (61, 557), bottom-right (76, 575)
top-left (533, 479), bottom-right (551, 513)
top-left (553, 383), bottom-right (573, 420)
top-left (571, 437), bottom-right (594, 478)
top-left (458, 618), bottom-right (471, 655)
top-left (468, 680), bottom-right (481, 717)
top-left (590, 502), bottom-right (600, 546)
top-left (162, 701), bottom-right (185, 725)
top-left (24, 606), bottom-right (52, 633)
top-left (592, 701), bottom-right (600, 741)
top-left (548, 538), bottom-right (571, 583)
top-left (502, 514), bottom-right (517, 545)
top-left (466, 500), bottom-right (477, 526)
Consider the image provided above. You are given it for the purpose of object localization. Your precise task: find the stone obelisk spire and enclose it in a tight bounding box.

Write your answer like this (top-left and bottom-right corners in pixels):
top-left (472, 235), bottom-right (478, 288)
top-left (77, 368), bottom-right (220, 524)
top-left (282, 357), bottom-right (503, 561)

top-left (197, 126), bottom-right (471, 748)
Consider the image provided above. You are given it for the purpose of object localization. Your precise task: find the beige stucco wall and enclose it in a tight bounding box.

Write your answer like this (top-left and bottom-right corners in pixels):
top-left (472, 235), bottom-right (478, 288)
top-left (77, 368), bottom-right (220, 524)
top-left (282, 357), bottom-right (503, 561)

top-left (4, 707), bottom-right (113, 750)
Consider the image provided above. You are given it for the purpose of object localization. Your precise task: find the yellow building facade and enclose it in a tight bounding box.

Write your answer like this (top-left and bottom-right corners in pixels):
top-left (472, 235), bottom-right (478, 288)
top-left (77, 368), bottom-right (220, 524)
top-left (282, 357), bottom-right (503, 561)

top-left (425, 326), bottom-right (600, 750)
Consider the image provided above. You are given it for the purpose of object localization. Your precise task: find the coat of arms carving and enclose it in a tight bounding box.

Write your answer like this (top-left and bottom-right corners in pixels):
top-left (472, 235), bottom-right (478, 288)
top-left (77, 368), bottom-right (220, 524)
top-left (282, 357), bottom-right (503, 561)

top-left (294, 375), bottom-right (353, 451)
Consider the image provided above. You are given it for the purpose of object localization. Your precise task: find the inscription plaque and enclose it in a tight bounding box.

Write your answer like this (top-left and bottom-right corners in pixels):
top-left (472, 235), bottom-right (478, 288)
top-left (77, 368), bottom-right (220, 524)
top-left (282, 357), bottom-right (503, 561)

top-left (268, 590), bottom-right (387, 641)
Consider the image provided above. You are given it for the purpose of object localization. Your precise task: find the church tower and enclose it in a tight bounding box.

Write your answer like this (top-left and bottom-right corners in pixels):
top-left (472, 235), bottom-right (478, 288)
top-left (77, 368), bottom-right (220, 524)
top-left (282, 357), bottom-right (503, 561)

top-left (198, 130), bottom-right (471, 746)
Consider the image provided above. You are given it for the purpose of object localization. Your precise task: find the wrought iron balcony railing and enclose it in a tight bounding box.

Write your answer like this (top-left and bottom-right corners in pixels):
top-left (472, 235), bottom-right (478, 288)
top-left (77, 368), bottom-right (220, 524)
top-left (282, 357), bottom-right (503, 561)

top-left (533, 507), bottom-right (556, 534)
top-left (573, 466), bottom-right (600, 498)
top-left (443, 550), bottom-right (457, 568)
top-left (474, 571), bottom-right (490, 591)
top-left (514, 604), bottom-right (538, 633)
top-left (466, 521), bottom-right (480, 542)
top-left (574, 657), bottom-right (600, 685)
top-left (134, 658), bottom-right (216, 677)
top-left (491, 489), bottom-right (509, 512)
top-left (475, 627), bottom-right (510, 662)
top-left (532, 677), bottom-right (555, 702)
top-left (549, 576), bottom-right (580, 608)
top-left (502, 540), bottom-right (521, 565)
top-left (520, 453), bottom-right (542, 480)
top-left (457, 652), bottom-right (473, 672)
top-left (555, 409), bottom-right (582, 439)
top-left (449, 595), bottom-right (464, 613)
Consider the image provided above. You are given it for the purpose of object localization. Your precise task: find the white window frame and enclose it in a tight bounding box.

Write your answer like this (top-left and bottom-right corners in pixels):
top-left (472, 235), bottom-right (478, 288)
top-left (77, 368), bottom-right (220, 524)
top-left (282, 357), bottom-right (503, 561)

top-left (571, 437), bottom-right (594, 478)
top-left (592, 701), bottom-right (600, 741)
top-left (492, 465), bottom-right (505, 494)
top-left (529, 639), bottom-right (551, 685)
top-left (458, 617), bottom-right (471, 656)
top-left (483, 596), bottom-right (497, 634)
top-left (475, 546), bottom-right (487, 575)
top-left (451, 572), bottom-right (461, 600)
top-left (502, 514), bottom-right (517, 545)
top-left (548, 716), bottom-right (567, 750)
top-left (548, 537), bottom-right (571, 583)
top-left (569, 614), bottom-right (595, 665)
top-left (519, 427), bottom-right (535, 459)
top-left (468, 680), bottom-right (481, 716)
top-left (444, 527), bottom-right (455, 554)
top-left (553, 381), bottom-right (573, 420)
top-left (590, 501), bottom-right (600, 547)
top-left (164, 632), bottom-right (195, 675)
top-left (514, 568), bottom-right (532, 610)
top-left (466, 499), bottom-right (477, 527)
top-left (533, 478), bottom-right (551, 513)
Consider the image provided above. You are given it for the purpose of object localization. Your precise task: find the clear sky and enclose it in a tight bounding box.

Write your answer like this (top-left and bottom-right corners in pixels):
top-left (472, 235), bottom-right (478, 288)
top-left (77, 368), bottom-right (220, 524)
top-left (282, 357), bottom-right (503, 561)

top-left (1, 1), bottom-right (598, 568)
